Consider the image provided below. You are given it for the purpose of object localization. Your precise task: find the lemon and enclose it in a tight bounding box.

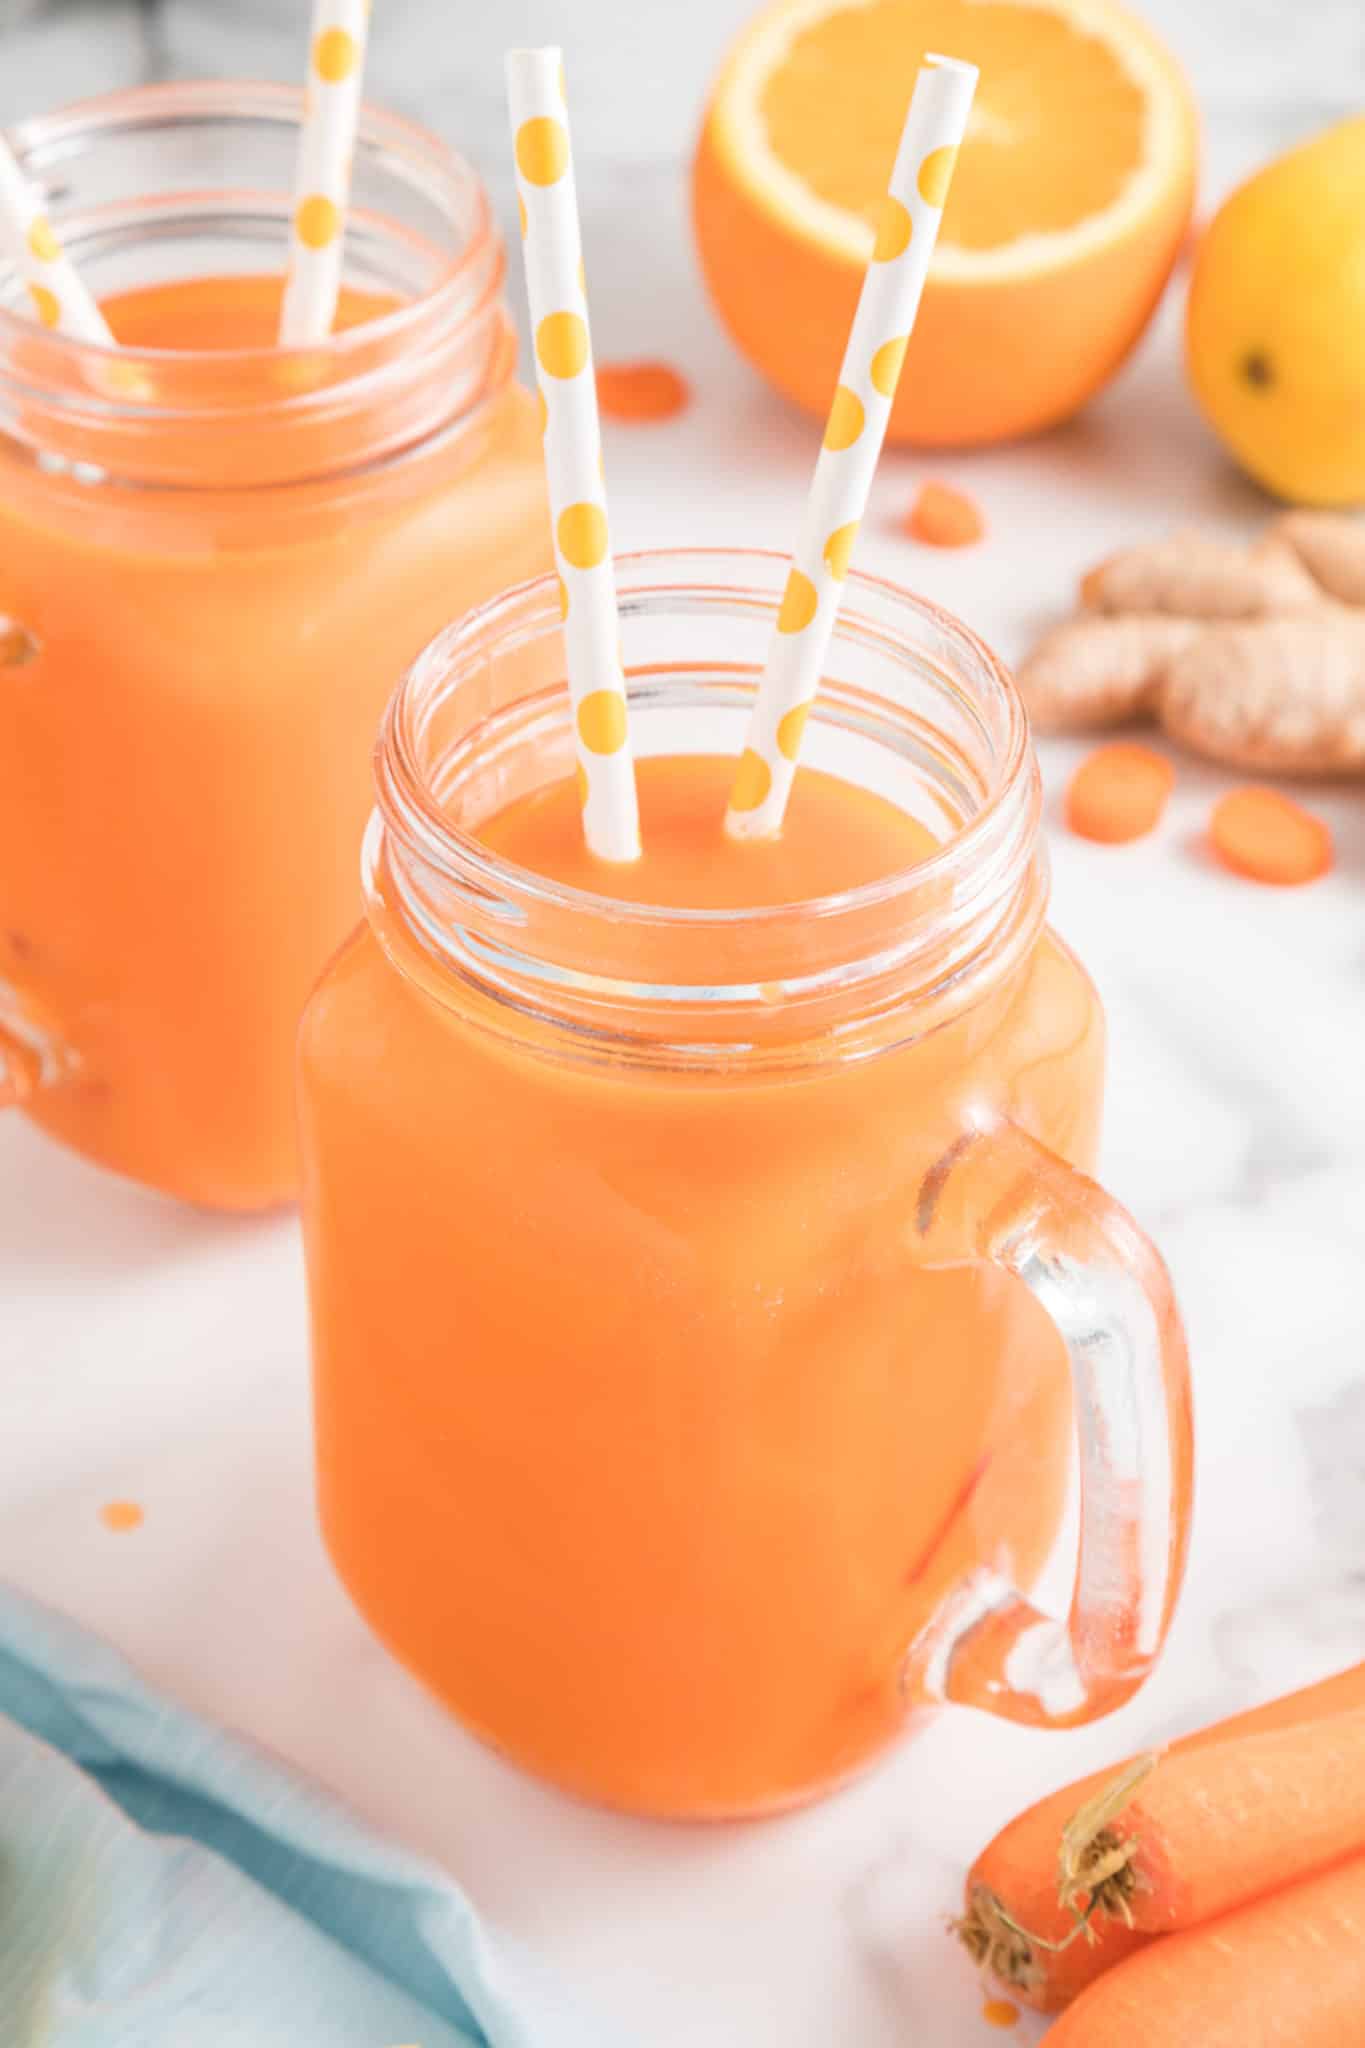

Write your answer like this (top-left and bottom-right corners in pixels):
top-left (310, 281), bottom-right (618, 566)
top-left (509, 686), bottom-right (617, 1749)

top-left (1187, 117), bottom-right (1365, 506)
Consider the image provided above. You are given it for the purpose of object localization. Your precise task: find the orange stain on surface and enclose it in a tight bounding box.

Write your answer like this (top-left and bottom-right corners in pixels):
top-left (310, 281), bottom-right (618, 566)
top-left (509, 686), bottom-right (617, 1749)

top-left (983, 1998), bottom-right (1019, 2029)
top-left (100, 1500), bottom-right (144, 1532)
top-left (595, 360), bottom-right (690, 423)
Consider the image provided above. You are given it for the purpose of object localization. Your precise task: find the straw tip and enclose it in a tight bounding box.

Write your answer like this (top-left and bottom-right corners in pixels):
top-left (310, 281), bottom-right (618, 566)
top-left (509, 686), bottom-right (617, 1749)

top-left (924, 52), bottom-right (980, 85)
top-left (507, 44), bottom-right (563, 67)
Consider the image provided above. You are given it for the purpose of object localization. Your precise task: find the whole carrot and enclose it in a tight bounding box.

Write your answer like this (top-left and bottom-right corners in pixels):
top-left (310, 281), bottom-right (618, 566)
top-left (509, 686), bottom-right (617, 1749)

top-left (1044, 1852), bottom-right (1365, 2048)
top-left (1057, 1707), bottom-right (1365, 1932)
top-left (957, 1662), bottom-right (1365, 2010)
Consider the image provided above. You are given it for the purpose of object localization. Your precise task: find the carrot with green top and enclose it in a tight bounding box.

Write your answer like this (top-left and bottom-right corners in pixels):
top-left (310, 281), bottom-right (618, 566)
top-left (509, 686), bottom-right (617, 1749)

top-left (1044, 1852), bottom-right (1365, 2047)
top-left (956, 1662), bottom-right (1365, 2011)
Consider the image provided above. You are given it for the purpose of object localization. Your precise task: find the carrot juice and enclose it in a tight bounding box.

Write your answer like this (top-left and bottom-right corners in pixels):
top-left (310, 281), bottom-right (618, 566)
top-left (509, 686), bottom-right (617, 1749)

top-left (299, 554), bottom-right (1193, 1817)
top-left (0, 85), bottom-right (550, 1207)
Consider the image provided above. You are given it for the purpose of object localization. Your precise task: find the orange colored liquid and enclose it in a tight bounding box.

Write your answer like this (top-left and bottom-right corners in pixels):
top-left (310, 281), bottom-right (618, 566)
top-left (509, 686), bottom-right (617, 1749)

top-left (105, 271), bottom-right (385, 350)
top-left (479, 751), bottom-right (942, 905)
top-left (0, 275), bottom-right (549, 1206)
top-left (299, 755), bottom-right (1105, 1815)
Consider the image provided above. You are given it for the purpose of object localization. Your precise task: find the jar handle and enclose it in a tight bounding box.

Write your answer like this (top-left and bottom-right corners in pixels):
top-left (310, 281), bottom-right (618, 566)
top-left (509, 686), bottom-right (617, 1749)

top-left (904, 1117), bottom-right (1194, 1728)
top-left (0, 998), bottom-right (54, 1109)
top-left (0, 615), bottom-right (52, 1109)
top-left (0, 1035), bottom-right (42, 1107)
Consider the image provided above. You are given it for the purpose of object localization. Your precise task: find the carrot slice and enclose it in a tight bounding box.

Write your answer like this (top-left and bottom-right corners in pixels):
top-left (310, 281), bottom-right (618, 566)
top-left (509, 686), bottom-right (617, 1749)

top-left (904, 480), bottom-right (985, 548)
top-left (1210, 785), bottom-right (1333, 885)
top-left (1044, 1853), bottom-right (1365, 2048)
top-left (958, 1661), bottom-right (1365, 2012)
top-left (1056, 1708), bottom-right (1365, 1934)
top-left (595, 359), bottom-right (690, 422)
top-left (1065, 742), bottom-right (1174, 843)
top-left (99, 1500), bottom-right (144, 1532)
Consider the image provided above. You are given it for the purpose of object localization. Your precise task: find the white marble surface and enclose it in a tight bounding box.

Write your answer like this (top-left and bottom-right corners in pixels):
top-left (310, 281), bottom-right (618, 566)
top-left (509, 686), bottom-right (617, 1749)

top-left (6, 0), bottom-right (1364, 156)
top-left (3, 5), bottom-right (1365, 2044)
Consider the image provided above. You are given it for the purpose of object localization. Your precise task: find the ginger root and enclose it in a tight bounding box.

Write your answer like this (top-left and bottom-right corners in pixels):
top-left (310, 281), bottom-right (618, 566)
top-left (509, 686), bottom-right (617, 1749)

top-left (1276, 513), bottom-right (1365, 608)
top-left (1020, 513), bottom-right (1365, 775)
top-left (1079, 531), bottom-right (1322, 620)
top-left (1020, 617), bottom-right (1201, 729)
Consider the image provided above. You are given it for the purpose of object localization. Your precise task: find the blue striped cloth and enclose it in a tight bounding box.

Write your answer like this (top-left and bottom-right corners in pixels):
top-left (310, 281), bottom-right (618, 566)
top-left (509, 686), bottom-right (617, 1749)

top-left (0, 1585), bottom-right (602, 2047)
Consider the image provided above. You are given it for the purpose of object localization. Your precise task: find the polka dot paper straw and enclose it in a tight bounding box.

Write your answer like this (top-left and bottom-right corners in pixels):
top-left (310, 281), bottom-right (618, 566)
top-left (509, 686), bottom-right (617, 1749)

top-left (279, 0), bottom-right (369, 345)
top-left (0, 134), bottom-right (112, 344)
top-left (507, 47), bottom-right (640, 864)
top-left (726, 55), bottom-right (978, 841)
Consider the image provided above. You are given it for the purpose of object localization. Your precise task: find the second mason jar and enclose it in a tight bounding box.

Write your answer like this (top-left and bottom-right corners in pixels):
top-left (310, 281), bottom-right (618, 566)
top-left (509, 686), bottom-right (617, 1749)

top-left (0, 82), bottom-right (550, 1207)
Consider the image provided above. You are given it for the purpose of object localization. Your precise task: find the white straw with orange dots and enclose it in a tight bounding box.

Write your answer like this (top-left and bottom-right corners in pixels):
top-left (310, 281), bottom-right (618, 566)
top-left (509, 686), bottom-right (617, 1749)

top-left (726, 55), bottom-right (977, 841)
top-left (0, 134), bottom-right (112, 344)
top-left (279, 0), bottom-right (369, 345)
top-left (507, 47), bottom-right (640, 864)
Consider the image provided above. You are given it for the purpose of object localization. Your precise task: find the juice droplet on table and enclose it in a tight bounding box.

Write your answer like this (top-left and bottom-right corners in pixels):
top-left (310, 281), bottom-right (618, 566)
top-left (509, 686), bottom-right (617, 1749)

top-left (596, 360), bottom-right (690, 422)
top-left (99, 1500), bottom-right (144, 1533)
top-left (982, 1997), bottom-right (1019, 2028)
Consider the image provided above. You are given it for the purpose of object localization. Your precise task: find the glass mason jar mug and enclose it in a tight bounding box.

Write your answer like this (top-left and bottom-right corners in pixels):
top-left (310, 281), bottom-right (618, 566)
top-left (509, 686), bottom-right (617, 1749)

top-left (298, 550), bottom-right (1194, 1819)
top-left (0, 83), bottom-right (550, 1208)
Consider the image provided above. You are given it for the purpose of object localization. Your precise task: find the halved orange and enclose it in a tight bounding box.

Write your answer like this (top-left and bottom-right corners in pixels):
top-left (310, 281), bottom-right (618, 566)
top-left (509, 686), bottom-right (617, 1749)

top-left (693, 0), bottom-right (1198, 446)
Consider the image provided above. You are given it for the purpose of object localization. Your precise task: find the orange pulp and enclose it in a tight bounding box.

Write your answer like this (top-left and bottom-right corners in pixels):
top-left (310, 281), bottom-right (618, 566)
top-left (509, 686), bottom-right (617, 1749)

top-left (300, 754), bottom-right (1105, 1815)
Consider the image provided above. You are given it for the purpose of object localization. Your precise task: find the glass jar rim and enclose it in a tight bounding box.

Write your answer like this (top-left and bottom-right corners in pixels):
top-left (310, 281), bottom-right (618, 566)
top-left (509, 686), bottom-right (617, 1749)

top-left (370, 547), bottom-right (1048, 1065)
top-left (0, 79), bottom-right (494, 376)
top-left (379, 545), bottom-right (1039, 931)
top-left (0, 80), bottom-right (511, 488)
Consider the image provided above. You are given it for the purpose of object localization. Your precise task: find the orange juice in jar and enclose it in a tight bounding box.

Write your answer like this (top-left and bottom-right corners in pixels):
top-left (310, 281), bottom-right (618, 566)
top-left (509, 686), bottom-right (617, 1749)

top-left (298, 551), bottom-right (1193, 1818)
top-left (0, 83), bottom-right (550, 1208)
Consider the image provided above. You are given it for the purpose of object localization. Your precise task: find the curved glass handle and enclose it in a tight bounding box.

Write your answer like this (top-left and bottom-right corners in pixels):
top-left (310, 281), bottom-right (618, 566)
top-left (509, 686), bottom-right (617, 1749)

top-left (0, 1030), bottom-right (43, 1108)
top-left (0, 977), bottom-right (66, 1111)
top-left (906, 1118), bottom-right (1194, 1729)
top-left (1, 616), bottom-right (46, 1108)
top-left (0, 1009), bottom-right (49, 1109)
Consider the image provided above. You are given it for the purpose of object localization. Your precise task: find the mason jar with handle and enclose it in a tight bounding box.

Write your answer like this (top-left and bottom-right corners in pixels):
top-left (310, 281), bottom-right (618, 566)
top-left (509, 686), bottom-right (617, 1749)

top-left (298, 548), bottom-right (1194, 1817)
top-left (0, 82), bottom-right (550, 1208)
